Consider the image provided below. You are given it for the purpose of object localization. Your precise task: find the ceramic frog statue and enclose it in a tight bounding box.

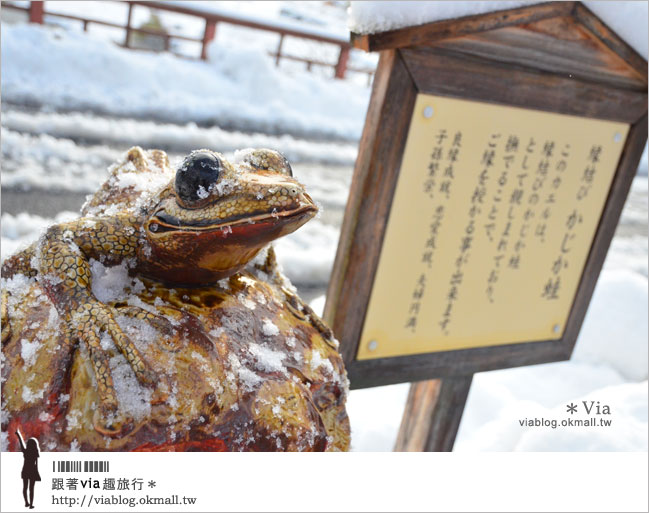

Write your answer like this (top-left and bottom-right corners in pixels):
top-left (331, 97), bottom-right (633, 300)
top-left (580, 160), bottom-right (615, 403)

top-left (1, 147), bottom-right (350, 451)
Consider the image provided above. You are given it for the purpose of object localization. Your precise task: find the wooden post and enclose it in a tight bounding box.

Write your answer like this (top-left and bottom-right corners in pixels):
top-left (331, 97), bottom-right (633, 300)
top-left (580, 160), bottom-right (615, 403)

top-left (394, 375), bottom-right (473, 452)
top-left (201, 19), bottom-right (216, 60)
top-left (124, 2), bottom-right (133, 49)
top-left (82, 19), bottom-right (89, 32)
top-left (28, 1), bottom-right (44, 24)
top-left (334, 46), bottom-right (350, 78)
top-left (275, 34), bottom-right (285, 67)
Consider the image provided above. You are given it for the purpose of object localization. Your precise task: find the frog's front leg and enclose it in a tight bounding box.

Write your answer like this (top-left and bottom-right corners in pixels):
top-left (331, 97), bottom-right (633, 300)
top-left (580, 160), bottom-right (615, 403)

top-left (37, 220), bottom-right (156, 421)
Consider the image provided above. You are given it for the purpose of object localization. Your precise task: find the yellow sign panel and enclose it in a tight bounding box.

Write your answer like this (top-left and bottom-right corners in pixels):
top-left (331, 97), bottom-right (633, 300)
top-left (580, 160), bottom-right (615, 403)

top-left (358, 94), bottom-right (629, 361)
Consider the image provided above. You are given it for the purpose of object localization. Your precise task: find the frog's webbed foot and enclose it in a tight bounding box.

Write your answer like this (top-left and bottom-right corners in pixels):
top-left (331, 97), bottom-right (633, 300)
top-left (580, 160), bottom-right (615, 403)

top-left (115, 304), bottom-right (183, 355)
top-left (115, 305), bottom-right (179, 340)
top-left (69, 300), bottom-right (158, 422)
top-left (112, 304), bottom-right (182, 407)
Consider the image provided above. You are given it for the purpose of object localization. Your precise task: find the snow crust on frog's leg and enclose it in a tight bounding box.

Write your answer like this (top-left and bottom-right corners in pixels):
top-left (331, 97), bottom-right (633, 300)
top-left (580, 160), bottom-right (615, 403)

top-left (70, 304), bottom-right (119, 412)
top-left (37, 220), bottom-right (156, 416)
top-left (116, 305), bottom-right (178, 340)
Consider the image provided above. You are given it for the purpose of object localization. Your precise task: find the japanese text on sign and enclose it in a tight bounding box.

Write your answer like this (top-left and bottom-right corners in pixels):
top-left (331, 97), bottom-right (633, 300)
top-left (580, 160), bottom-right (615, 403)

top-left (358, 94), bottom-right (628, 360)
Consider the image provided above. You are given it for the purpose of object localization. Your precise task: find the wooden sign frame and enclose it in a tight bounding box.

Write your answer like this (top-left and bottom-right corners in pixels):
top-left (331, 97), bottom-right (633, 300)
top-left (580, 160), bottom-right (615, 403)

top-left (324, 1), bottom-right (647, 390)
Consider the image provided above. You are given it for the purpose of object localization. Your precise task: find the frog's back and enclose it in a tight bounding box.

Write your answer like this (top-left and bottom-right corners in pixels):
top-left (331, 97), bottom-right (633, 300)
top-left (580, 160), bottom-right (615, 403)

top-left (81, 147), bottom-right (174, 218)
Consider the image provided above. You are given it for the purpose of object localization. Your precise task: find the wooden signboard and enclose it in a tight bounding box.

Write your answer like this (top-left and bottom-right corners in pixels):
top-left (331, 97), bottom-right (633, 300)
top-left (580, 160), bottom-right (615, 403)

top-left (359, 94), bottom-right (628, 360)
top-left (323, 2), bottom-right (647, 450)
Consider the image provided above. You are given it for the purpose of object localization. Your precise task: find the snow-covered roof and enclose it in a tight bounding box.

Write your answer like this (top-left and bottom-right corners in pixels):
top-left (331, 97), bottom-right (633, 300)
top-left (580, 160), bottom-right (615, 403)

top-left (348, 1), bottom-right (648, 60)
top-left (164, 1), bottom-right (350, 42)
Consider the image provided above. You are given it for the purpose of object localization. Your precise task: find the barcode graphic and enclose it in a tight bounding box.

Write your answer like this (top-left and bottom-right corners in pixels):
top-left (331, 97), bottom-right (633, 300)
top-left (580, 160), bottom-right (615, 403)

top-left (53, 461), bottom-right (109, 472)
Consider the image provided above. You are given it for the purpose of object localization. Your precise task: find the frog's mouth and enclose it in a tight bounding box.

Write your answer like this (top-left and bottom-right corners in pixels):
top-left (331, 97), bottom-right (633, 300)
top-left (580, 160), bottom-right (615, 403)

top-left (149, 195), bottom-right (317, 234)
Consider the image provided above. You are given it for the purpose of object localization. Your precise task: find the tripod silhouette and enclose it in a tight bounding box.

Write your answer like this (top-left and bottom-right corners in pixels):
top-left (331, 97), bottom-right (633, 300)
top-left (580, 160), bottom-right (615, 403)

top-left (16, 429), bottom-right (40, 509)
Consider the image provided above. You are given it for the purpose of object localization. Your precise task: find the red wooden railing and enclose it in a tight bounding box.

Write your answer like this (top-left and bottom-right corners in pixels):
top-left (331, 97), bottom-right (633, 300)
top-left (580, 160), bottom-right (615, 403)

top-left (4, 1), bottom-right (374, 82)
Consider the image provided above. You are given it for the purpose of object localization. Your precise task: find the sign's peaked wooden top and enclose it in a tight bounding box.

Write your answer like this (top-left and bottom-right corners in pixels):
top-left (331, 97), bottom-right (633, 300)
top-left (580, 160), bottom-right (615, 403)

top-left (352, 1), bottom-right (647, 89)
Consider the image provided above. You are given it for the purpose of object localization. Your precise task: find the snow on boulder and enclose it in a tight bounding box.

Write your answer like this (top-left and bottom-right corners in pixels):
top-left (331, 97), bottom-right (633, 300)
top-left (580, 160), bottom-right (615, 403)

top-left (348, 1), bottom-right (648, 60)
top-left (573, 270), bottom-right (648, 382)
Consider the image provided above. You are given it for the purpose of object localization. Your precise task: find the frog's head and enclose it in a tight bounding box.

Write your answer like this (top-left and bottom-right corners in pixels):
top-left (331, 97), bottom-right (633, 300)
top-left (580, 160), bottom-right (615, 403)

top-left (139, 149), bottom-right (317, 285)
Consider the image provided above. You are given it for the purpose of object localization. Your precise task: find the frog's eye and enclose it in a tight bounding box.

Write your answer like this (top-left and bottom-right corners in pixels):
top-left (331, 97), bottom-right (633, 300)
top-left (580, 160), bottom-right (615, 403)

top-left (241, 149), bottom-right (293, 177)
top-left (175, 151), bottom-right (223, 204)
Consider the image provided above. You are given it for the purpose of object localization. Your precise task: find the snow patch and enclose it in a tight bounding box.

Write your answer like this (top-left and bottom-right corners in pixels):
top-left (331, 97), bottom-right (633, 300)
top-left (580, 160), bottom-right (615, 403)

top-left (108, 352), bottom-right (152, 422)
top-left (573, 270), bottom-right (648, 381)
top-left (248, 343), bottom-right (286, 374)
top-left (348, 1), bottom-right (648, 59)
top-left (227, 353), bottom-right (263, 392)
top-left (261, 318), bottom-right (280, 337)
top-left (20, 338), bottom-right (41, 367)
top-left (309, 349), bottom-right (334, 375)
top-left (22, 384), bottom-right (46, 404)
top-left (114, 165), bottom-right (172, 194)
top-left (89, 259), bottom-right (135, 303)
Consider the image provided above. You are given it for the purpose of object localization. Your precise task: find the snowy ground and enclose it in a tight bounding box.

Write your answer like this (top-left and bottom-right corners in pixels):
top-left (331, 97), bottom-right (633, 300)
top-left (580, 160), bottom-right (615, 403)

top-left (1, 22), bottom-right (370, 140)
top-left (1, 4), bottom-right (647, 452)
top-left (0, 109), bottom-right (357, 191)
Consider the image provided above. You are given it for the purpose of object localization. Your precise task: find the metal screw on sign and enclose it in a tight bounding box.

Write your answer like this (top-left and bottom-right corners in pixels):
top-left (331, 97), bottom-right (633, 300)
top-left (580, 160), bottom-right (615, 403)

top-left (423, 106), bottom-right (434, 118)
top-left (614, 132), bottom-right (622, 142)
top-left (368, 340), bottom-right (378, 351)
top-left (553, 324), bottom-right (561, 334)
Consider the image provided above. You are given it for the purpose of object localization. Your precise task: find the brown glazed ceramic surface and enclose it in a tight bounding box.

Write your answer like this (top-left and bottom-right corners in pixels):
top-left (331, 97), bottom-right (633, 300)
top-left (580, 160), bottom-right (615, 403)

top-left (1, 147), bottom-right (350, 451)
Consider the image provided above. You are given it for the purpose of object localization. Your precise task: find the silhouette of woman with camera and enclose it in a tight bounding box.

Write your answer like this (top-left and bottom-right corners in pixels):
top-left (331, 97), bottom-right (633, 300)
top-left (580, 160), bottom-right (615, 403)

top-left (16, 429), bottom-right (40, 509)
